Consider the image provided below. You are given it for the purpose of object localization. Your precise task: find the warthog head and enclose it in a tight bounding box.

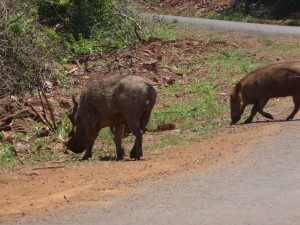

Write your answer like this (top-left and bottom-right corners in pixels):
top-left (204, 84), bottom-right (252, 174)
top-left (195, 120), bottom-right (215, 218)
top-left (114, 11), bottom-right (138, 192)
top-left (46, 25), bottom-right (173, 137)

top-left (65, 96), bottom-right (97, 153)
top-left (230, 93), bottom-right (241, 125)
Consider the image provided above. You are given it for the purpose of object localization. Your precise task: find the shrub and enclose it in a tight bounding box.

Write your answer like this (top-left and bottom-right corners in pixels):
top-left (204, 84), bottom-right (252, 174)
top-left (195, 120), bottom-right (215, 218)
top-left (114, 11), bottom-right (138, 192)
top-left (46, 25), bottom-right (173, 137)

top-left (0, 0), bottom-right (64, 98)
top-left (229, 0), bottom-right (300, 18)
top-left (36, 0), bottom-right (143, 46)
top-left (0, 0), bottom-right (142, 97)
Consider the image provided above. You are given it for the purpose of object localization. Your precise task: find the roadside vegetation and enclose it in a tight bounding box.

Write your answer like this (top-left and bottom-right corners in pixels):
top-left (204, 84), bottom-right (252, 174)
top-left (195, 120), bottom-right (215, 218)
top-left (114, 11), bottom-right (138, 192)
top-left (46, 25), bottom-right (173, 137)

top-left (1, 1), bottom-right (300, 166)
top-left (140, 0), bottom-right (300, 26)
top-left (0, 0), bottom-right (142, 98)
top-left (208, 0), bottom-right (300, 26)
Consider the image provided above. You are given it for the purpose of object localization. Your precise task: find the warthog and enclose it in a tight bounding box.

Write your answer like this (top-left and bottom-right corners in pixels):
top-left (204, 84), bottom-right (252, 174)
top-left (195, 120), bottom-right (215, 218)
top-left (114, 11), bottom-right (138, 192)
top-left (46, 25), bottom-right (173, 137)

top-left (230, 61), bottom-right (300, 124)
top-left (66, 75), bottom-right (157, 160)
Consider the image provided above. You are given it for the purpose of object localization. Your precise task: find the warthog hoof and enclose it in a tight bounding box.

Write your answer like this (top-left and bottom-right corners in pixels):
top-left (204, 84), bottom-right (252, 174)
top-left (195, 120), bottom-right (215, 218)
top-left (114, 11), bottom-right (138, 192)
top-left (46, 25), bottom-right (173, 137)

top-left (243, 118), bottom-right (253, 124)
top-left (81, 155), bottom-right (92, 160)
top-left (130, 150), bottom-right (142, 161)
top-left (81, 151), bottom-right (92, 160)
top-left (266, 114), bottom-right (274, 120)
top-left (117, 153), bottom-right (125, 160)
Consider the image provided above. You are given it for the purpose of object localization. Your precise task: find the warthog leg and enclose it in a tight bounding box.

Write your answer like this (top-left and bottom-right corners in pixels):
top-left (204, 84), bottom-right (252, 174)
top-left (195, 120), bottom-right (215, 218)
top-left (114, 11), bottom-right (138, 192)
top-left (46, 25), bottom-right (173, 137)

top-left (82, 147), bottom-right (93, 160)
top-left (257, 99), bottom-right (273, 120)
top-left (113, 125), bottom-right (126, 160)
top-left (129, 130), bottom-right (143, 160)
top-left (244, 99), bottom-right (272, 123)
top-left (286, 94), bottom-right (300, 120)
top-left (129, 111), bottom-right (152, 160)
top-left (127, 121), bottom-right (143, 160)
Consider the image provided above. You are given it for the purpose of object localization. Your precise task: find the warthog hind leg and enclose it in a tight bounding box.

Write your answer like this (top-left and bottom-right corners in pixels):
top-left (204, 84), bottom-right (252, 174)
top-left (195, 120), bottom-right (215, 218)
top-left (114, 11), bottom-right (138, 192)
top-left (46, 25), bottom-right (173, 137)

top-left (286, 94), bottom-right (300, 120)
top-left (113, 125), bottom-right (126, 160)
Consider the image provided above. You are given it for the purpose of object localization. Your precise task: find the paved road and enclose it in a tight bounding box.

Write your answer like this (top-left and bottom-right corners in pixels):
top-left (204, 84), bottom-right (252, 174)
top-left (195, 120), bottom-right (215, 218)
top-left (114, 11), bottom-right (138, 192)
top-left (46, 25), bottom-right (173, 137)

top-left (71, 121), bottom-right (300, 225)
top-left (8, 120), bottom-right (300, 225)
top-left (145, 13), bottom-right (300, 36)
top-left (4, 17), bottom-right (300, 225)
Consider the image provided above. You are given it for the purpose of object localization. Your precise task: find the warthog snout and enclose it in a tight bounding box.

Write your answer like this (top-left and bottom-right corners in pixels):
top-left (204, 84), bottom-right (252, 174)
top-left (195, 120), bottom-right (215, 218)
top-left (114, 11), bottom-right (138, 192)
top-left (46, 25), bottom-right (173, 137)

top-left (66, 137), bottom-right (86, 153)
top-left (230, 115), bottom-right (241, 125)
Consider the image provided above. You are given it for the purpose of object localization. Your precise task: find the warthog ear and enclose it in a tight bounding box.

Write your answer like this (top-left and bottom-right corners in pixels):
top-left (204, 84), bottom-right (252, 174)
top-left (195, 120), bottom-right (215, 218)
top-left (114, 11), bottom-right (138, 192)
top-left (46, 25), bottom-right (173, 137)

top-left (72, 95), bottom-right (78, 108)
top-left (235, 82), bottom-right (241, 95)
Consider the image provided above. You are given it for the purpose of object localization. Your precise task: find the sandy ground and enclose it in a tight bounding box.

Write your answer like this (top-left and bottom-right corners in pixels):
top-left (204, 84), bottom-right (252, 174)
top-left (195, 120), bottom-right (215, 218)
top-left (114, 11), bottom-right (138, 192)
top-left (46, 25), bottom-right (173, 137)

top-left (1, 20), bottom-right (300, 224)
top-left (0, 95), bottom-right (296, 224)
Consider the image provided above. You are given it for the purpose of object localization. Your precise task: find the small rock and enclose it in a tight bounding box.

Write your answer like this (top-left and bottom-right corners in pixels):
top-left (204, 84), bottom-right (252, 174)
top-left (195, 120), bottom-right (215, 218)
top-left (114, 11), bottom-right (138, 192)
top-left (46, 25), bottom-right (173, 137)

top-left (162, 76), bottom-right (175, 85)
top-left (43, 81), bottom-right (53, 93)
top-left (37, 126), bottom-right (50, 138)
top-left (73, 70), bottom-right (85, 76)
top-left (2, 131), bottom-right (14, 142)
top-left (9, 96), bottom-right (19, 102)
top-left (175, 92), bottom-right (185, 98)
top-left (16, 143), bottom-right (31, 154)
top-left (59, 99), bottom-right (72, 109)
top-left (142, 59), bottom-right (158, 72)
top-left (152, 77), bottom-right (159, 83)
top-left (157, 123), bottom-right (176, 131)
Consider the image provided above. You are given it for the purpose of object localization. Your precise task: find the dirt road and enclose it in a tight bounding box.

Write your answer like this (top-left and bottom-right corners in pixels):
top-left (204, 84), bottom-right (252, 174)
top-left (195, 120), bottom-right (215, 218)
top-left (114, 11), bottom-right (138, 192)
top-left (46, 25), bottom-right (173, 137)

top-left (2, 17), bottom-right (300, 224)
top-left (2, 97), bottom-right (300, 224)
top-left (145, 13), bottom-right (300, 36)
top-left (96, 120), bottom-right (300, 225)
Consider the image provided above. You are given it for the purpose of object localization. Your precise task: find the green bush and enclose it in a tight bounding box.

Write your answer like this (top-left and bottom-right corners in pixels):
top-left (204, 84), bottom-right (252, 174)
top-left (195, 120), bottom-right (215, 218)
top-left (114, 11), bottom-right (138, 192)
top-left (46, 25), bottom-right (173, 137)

top-left (36, 0), bottom-right (112, 39)
top-left (0, 0), bottom-right (142, 97)
top-left (36, 0), bottom-right (142, 46)
top-left (229, 0), bottom-right (300, 18)
top-left (0, 0), bottom-right (65, 98)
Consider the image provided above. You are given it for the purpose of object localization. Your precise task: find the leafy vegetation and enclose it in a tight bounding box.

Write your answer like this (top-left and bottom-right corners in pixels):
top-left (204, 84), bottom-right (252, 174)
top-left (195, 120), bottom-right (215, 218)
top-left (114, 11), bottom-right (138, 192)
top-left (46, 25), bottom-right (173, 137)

top-left (208, 0), bottom-right (300, 25)
top-left (0, 0), bottom-right (64, 98)
top-left (0, 0), bottom-right (142, 98)
top-left (229, 0), bottom-right (300, 19)
top-left (1, 2), bottom-right (300, 165)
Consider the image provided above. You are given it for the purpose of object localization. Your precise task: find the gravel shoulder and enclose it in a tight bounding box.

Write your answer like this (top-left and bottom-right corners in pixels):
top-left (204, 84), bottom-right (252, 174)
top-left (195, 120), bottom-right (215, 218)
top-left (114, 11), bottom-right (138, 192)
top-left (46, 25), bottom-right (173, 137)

top-left (1, 19), bottom-right (300, 224)
top-left (2, 97), bottom-right (300, 224)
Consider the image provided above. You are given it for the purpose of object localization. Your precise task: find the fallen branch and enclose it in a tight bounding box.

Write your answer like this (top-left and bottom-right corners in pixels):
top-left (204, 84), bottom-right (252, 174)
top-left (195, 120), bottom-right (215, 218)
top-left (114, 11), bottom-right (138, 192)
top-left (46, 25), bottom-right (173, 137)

top-left (32, 165), bottom-right (65, 170)
top-left (32, 76), bottom-right (57, 131)
top-left (75, 59), bottom-right (85, 72)
top-left (28, 104), bottom-right (53, 131)
top-left (0, 108), bottom-right (37, 125)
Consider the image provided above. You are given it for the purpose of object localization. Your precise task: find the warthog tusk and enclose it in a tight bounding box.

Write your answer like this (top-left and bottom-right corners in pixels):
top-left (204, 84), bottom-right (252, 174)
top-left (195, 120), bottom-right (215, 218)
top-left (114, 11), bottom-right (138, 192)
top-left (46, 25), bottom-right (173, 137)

top-left (58, 134), bottom-right (66, 143)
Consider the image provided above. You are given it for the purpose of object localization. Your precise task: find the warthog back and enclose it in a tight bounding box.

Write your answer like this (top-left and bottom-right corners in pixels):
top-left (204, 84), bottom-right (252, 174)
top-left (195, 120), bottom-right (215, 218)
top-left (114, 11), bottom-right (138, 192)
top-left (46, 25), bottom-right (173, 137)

top-left (66, 75), bottom-right (157, 160)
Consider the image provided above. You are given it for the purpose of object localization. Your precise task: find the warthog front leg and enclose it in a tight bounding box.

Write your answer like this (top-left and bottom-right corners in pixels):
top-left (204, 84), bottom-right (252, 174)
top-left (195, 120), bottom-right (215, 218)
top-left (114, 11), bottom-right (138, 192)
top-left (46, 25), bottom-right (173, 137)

top-left (82, 147), bottom-right (93, 160)
top-left (257, 99), bottom-right (273, 120)
top-left (244, 99), bottom-right (273, 123)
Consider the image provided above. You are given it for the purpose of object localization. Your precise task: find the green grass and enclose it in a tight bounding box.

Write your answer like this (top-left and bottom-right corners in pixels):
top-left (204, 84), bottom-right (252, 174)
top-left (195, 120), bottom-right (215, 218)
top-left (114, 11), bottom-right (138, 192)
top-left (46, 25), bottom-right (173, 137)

top-left (2, 22), bottom-right (300, 165)
top-left (208, 48), bottom-right (256, 84)
top-left (151, 80), bottom-right (223, 125)
top-left (144, 22), bottom-right (179, 41)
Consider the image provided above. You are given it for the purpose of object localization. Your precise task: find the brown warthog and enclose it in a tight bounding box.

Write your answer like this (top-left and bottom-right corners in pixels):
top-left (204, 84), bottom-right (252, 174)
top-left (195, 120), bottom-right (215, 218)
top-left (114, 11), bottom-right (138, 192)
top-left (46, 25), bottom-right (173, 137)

top-left (230, 61), bottom-right (300, 125)
top-left (66, 75), bottom-right (157, 160)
